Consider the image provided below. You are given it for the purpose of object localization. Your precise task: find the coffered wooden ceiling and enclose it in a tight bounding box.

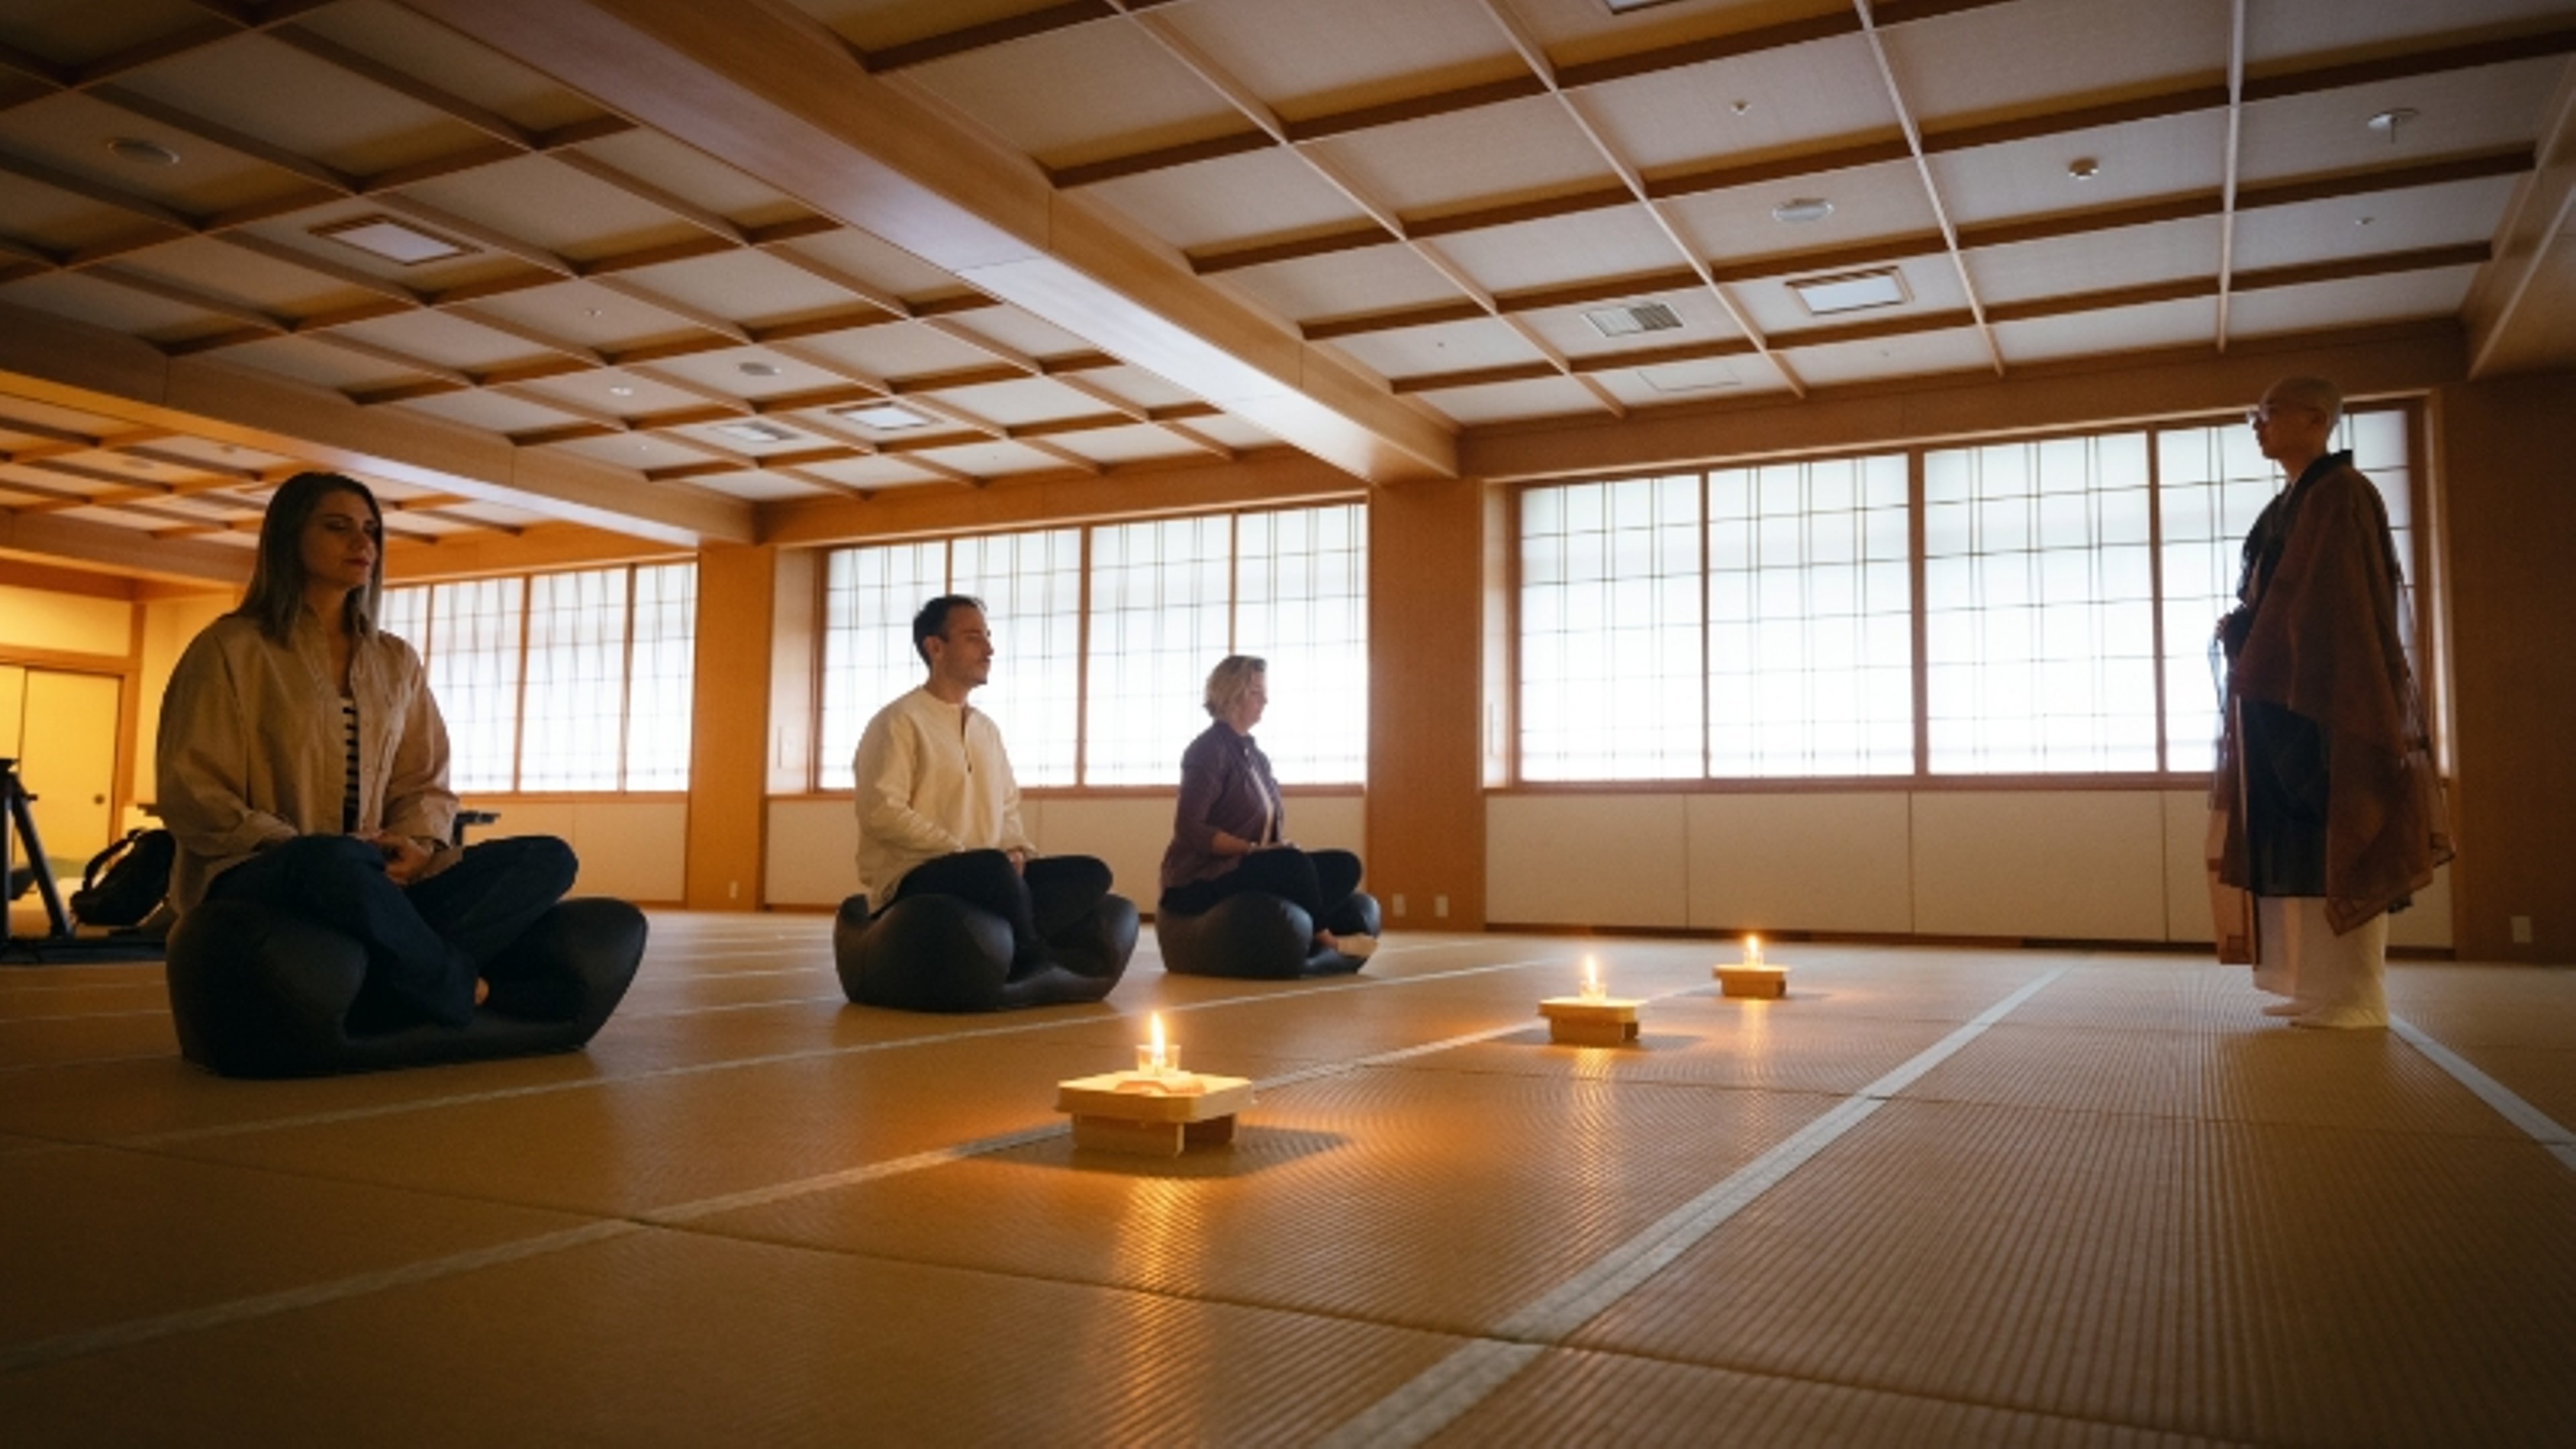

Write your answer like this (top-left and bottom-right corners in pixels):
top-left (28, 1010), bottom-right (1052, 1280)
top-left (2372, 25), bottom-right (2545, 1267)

top-left (3, 0), bottom-right (2573, 580)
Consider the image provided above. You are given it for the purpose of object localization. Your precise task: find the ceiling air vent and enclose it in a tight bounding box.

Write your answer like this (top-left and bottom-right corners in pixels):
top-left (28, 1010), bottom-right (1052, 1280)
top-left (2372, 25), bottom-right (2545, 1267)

top-left (1582, 301), bottom-right (1684, 338)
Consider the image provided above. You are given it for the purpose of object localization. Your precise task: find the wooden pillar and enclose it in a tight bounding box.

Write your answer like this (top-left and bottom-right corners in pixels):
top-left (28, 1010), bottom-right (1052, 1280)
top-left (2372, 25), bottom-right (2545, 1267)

top-left (1367, 477), bottom-right (1487, 930)
top-left (685, 542), bottom-right (775, 910)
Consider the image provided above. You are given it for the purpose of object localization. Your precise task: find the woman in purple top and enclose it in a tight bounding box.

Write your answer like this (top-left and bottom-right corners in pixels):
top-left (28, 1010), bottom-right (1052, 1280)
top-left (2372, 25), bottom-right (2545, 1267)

top-left (1157, 655), bottom-right (1371, 957)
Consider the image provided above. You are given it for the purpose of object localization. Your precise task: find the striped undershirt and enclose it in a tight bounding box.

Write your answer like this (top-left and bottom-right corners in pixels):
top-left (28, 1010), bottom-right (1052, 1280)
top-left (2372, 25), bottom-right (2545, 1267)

top-left (339, 696), bottom-right (360, 835)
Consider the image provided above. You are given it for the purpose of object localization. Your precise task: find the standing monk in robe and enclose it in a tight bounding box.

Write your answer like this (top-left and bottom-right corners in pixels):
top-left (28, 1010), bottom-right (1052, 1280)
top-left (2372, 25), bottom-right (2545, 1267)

top-left (2211, 376), bottom-right (2451, 1028)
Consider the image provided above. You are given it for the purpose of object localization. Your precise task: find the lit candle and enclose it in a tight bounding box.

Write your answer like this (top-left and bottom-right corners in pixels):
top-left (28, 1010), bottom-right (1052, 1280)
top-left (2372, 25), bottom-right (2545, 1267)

top-left (1580, 953), bottom-right (1605, 1002)
top-left (1136, 1012), bottom-right (1180, 1078)
top-left (1746, 934), bottom-right (1763, 967)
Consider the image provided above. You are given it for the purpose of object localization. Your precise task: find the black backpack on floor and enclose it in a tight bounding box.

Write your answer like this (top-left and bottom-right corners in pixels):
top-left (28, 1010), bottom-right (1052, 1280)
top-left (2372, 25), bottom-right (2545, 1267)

top-left (71, 828), bottom-right (176, 928)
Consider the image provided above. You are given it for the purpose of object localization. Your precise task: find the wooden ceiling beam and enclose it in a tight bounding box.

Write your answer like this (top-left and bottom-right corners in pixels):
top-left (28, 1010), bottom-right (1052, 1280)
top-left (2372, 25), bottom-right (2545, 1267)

top-left (270, 24), bottom-right (535, 148)
top-left (1383, 246), bottom-right (2495, 394)
top-left (859, 1), bottom-right (1120, 72)
top-left (0, 506), bottom-right (252, 584)
top-left (88, 82), bottom-right (358, 191)
top-left (1180, 21), bottom-right (2565, 282)
top-left (401, 0), bottom-right (1454, 484)
top-left (1297, 146), bottom-right (2532, 346)
top-left (551, 151), bottom-right (747, 244)
top-left (68, 16), bottom-right (246, 92)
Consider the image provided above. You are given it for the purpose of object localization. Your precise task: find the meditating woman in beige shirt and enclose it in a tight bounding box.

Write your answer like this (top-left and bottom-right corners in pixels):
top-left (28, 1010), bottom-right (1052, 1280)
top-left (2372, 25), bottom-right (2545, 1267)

top-left (156, 472), bottom-right (577, 1030)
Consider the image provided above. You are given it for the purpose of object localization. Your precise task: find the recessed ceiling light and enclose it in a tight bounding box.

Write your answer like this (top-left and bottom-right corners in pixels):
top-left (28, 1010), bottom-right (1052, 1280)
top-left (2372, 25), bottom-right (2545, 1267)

top-left (1729, 99), bottom-right (1751, 116)
top-left (2067, 157), bottom-right (2101, 181)
top-left (2355, 215), bottom-right (2375, 227)
top-left (2365, 107), bottom-right (2418, 143)
top-left (714, 420), bottom-right (799, 444)
top-left (1788, 267), bottom-right (1911, 316)
top-left (1601, 0), bottom-right (1684, 12)
top-left (739, 361), bottom-right (780, 378)
top-left (1771, 197), bottom-right (1833, 224)
top-left (837, 402), bottom-right (930, 430)
top-left (1640, 362), bottom-right (1739, 394)
top-left (313, 215), bottom-right (472, 266)
top-left (609, 385), bottom-right (635, 396)
top-left (107, 136), bottom-right (180, 166)
top-left (1582, 302), bottom-right (1684, 338)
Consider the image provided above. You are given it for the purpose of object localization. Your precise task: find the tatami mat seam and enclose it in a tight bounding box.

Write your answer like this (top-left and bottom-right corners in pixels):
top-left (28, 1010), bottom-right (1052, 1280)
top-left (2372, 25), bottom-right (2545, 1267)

top-left (110, 955), bottom-right (1574, 1148)
top-left (3, 1004), bottom-right (1617, 1373)
top-left (2390, 1014), bottom-right (2576, 1169)
top-left (636, 1013), bottom-right (1635, 1226)
top-left (1, 1052), bottom-right (174, 1075)
top-left (1311, 966), bottom-right (2072, 1449)
top-left (0, 1222), bottom-right (643, 1377)
top-left (0, 1006), bottom-right (171, 1023)
top-left (1470, 1342), bottom-right (2273, 1448)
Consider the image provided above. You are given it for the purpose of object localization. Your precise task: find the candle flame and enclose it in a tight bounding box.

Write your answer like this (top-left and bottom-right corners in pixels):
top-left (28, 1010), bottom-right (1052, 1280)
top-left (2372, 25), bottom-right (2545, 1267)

top-left (1581, 953), bottom-right (1603, 999)
top-left (1747, 934), bottom-right (1763, 966)
top-left (1149, 1012), bottom-right (1167, 1066)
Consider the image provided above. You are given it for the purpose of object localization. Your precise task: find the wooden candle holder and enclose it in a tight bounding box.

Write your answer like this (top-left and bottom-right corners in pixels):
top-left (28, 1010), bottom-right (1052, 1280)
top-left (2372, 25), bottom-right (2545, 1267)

top-left (1538, 996), bottom-right (1640, 1046)
top-left (1714, 963), bottom-right (1787, 999)
top-left (1056, 1071), bottom-right (1255, 1157)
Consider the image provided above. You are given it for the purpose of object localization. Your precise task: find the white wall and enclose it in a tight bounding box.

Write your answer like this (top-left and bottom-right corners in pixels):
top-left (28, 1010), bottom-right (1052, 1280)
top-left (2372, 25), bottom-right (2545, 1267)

top-left (1490, 788), bottom-right (2453, 949)
top-left (765, 792), bottom-right (1368, 911)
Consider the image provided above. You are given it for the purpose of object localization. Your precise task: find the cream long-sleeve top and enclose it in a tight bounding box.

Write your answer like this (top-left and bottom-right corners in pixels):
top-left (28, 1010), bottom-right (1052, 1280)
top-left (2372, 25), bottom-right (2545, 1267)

top-left (851, 686), bottom-right (1035, 903)
top-left (155, 610), bottom-right (458, 914)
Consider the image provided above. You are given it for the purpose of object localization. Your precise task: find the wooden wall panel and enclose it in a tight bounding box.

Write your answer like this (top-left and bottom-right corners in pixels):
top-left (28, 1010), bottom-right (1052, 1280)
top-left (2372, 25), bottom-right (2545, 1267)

top-left (1023, 796), bottom-right (1170, 915)
top-left (1683, 792), bottom-right (1913, 935)
top-left (1487, 795), bottom-right (1689, 928)
top-left (2162, 789), bottom-right (2218, 945)
top-left (765, 798), bottom-right (855, 909)
top-left (761, 794), bottom-right (1367, 913)
top-left (468, 800), bottom-right (687, 904)
top-left (1912, 791), bottom-right (2168, 941)
top-left (2432, 370), bottom-right (2576, 962)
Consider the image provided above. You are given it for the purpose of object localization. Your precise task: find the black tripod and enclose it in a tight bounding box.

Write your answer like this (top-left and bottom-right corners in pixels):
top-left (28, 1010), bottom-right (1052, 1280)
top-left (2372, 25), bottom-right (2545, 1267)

top-left (3, 757), bottom-right (164, 963)
top-left (2, 756), bottom-right (75, 941)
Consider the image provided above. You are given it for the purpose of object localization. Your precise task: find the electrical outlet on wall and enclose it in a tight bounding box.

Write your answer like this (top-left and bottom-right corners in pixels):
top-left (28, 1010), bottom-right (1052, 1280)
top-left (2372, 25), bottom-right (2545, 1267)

top-left (1392, 894), bottom-right (1406, 918)
top-left (1434, 894), bottom-right (1449, 919)
top-left (2512, 915), bottom-right (2534, 945)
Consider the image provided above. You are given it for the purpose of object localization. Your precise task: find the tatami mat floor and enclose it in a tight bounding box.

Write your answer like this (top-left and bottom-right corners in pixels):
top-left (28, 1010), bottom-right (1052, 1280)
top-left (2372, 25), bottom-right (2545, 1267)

top-left (4, 916), bottom-right (2573, 1446)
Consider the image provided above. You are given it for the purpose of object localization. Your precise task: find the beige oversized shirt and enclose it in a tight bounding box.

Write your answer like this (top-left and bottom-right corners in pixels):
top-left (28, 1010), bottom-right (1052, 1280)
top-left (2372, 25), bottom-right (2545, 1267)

top-left (155, 610), bottom-right (458, 914)
top-left (851, 686), bottom-right (1033, 904)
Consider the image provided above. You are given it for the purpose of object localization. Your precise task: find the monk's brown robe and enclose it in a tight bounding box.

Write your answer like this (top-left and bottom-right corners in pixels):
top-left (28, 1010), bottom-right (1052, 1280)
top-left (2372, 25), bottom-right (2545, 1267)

top-left (2211, 450), bottom-right (2451, 937)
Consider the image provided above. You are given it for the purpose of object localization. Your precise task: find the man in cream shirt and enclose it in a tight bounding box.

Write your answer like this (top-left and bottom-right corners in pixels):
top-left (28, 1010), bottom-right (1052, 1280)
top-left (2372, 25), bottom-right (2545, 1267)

top-left (851, 595), bottom-right (1111, 971)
